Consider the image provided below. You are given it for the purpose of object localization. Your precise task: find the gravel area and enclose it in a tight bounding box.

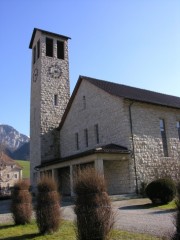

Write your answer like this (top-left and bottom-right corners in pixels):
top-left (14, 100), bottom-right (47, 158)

top-left (0, 198), bottom-right (176, 238)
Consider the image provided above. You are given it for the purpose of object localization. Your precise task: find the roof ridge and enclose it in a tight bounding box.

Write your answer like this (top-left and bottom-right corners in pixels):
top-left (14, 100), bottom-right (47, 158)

top-left (82, 76), bottom-right (180, 109)
top-left (83, 75), bottom-right (180, 99)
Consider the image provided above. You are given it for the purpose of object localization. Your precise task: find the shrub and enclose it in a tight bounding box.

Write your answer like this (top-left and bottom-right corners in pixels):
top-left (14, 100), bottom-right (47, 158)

top-left (11, 180), bottom-right (32, 225)
top-left (172, 183), bottom-right (180, 240)
top-left (145, 178), bottom-right (176, 205)
top-left (139, 181), bottom-right (148, 198)
top-left (36, 175), bottom-right (61, 234)
top-left (74, 167), bottom-right (114, 240)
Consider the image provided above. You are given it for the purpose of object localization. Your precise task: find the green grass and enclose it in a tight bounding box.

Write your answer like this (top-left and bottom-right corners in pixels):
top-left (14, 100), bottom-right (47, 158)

top-left (15, 160), bottom-right (30, 179)
top-left (155, 199), bottom-right (177, 210)
top-left (0, 220), bottom-right (162, 240)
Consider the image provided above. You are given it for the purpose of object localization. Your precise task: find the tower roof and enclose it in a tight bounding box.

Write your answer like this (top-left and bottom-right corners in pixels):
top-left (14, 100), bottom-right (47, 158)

top-left (29, 28), bottom-right (71, 49)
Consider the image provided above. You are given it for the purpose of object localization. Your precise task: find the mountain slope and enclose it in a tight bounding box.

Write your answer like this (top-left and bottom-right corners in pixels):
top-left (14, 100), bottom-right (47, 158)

top-left (13, 142), bottom-right (30, 160)
top-left (0, 124), bottom-right (30, 160)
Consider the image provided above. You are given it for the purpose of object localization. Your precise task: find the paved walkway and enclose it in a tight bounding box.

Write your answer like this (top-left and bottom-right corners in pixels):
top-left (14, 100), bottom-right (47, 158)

top-left (0, 197), bottom-right (176, 238)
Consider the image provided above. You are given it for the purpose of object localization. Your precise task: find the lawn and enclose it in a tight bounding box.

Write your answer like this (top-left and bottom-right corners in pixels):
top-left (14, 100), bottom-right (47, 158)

top-left (15, 160), bottom-right (30, 179)
top-left (0, 220), bottom-right (161, 240)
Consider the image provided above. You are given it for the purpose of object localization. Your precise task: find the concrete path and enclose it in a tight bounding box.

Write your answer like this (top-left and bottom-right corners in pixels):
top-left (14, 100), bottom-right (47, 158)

top-left (0, 198), bottom-right (176, 238)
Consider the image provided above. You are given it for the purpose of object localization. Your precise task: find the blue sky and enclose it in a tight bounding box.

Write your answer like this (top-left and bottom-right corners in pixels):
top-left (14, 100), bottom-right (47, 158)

top-left (1, 0), bottom-right (180, 136)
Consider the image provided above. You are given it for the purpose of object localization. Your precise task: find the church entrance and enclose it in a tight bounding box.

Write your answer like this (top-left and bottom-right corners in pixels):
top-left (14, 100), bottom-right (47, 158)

top-left (57, 167), bottom-right (71, 196)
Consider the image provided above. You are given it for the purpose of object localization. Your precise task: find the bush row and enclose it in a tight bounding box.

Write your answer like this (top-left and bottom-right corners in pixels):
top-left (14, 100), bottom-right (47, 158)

top-left (11, 168), bottom-right (114, 239)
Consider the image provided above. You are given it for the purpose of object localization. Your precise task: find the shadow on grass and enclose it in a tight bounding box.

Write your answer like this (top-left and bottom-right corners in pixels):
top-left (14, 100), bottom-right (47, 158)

top-left (119, 203), bottom-right (153, 210)
top-left (119, 203), bottom-right (176, 214)
top-left (0, 224), bottom-right (15, 230)
top-left (1, 233), bottom-right (42, 240)
top-left (149, 209), bottom-right (176, 214)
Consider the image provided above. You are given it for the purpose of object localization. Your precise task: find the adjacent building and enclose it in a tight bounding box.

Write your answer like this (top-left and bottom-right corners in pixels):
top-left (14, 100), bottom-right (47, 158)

top-left (0, 152), bottom-right (22, 194)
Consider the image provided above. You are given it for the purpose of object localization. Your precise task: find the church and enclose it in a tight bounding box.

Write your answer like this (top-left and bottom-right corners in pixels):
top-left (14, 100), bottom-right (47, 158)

top-left (29, 28), bottom-right (180, 196)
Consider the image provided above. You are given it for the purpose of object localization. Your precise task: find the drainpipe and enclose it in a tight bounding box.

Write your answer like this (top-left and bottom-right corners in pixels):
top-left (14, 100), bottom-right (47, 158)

top-left (129, 101), bottom-right (138, 194)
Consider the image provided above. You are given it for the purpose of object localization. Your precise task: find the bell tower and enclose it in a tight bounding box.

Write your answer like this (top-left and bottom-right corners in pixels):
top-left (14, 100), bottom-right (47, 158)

top-left (29, 28), bottom-right (70, 187)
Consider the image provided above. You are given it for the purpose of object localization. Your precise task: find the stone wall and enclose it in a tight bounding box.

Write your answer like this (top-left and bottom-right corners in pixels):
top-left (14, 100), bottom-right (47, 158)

top-left (104, 160), bottom-right (131, 194)
top-left (125, 101), bottom-right (180, 188)
top-left (60, 80), bottom-right (130, 158)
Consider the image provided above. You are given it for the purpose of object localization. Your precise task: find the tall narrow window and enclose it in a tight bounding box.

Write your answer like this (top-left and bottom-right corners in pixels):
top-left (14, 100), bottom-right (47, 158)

top-left (160, 119), bottom-right (168, 157)
top-left (33, 46), bottom-right (36, 64)
top-left (46, 37), bottom-right (53, 57)
top-left (83, 96), bottom-right (86, 110)
top-left (84, 129), bottom-right (88, 147)
top-left (37, 40), bottom-right (40, 59)
top-left (57, 40), bottom-right (64, 59)
top-left (54, 94), bottom-right (58, 106)
top-left (75, 133), bottom-right (79, 150)
top-left (95, 124), bottom-right (99, 144)
top-left (177, 121), bottom-right (180, 140)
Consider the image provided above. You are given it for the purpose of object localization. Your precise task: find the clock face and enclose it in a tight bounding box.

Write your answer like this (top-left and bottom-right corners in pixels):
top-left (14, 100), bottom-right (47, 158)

top-left (33, 68), bottom-right (38, 82)
top-left (48, 64), bottom-right (61, 78)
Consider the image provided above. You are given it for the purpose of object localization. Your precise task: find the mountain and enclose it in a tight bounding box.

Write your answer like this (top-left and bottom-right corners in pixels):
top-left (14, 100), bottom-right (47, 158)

top-left (0, 124), bottom-right (30, 160)
top-left (12, 142), bottom-right (30, 160)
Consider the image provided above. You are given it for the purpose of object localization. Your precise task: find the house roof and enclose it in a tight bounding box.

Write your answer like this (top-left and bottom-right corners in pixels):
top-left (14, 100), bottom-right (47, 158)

top-left (35, 144), bottom-right (130, 169)
top-left (29, 28), bottom-right (71, 49)
top-left (0, 152), bottom-right (22, 170)
top-left (58, 75), bottom-right (180, 130)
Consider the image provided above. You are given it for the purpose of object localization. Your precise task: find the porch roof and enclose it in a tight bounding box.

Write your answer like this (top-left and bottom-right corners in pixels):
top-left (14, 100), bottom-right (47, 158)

top-left (35, 144), bottom-right (130, 169)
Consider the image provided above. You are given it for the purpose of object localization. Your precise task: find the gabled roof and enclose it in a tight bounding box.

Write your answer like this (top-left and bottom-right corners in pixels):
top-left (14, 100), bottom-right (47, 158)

top-left (58, 75), bottom-right (180, 130)
top-left (0, 152), bottom-right (22, 170)
top-left (29, 28), bottom-right (71, 49)
top-left (85, 76), bottom-right (180, 109)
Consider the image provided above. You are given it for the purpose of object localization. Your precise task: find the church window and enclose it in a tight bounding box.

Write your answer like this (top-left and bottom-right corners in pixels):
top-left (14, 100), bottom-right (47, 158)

top-left (75, 133), bottom-right (79, 150)
top-left (7, 174), bottom-right (10, 178)
top-left (84, 129), bottom-right (88, 147)
top-left (14, 174), bottom-right (17, 179)
top-left (33, 46), bottom-right (36, 64)
top-left (160, 119), bottom-right (168, 157)
top-left (46, 37), bottom-right (53, 57)
top-left (177, 121), bottom-right (180, 140)
top-left (95, 124), bottom-right (99, 144)
top-left (37, 40), bottom-right (40, 59)
top-left (54, 94), bottom-right (58, 106)
top-left (83, 96), bottom-right (86, 109)
top-left (57, 40), bottom-right (64, 59)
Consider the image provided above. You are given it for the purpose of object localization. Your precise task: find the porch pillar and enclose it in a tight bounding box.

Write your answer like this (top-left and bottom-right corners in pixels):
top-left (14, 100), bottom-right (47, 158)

top-left (51, 169), bottom-right (55, 178)
top-left (52, 168), bottom-right (58, 182)
top-left (95, 158), bottom-right (104, 176)
top-left (70, 164), bottom-right (75, 196)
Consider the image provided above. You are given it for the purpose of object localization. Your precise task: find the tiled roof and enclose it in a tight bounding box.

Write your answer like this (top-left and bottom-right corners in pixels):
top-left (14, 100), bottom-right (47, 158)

top-left (84, 76), bottom-right (180, 109)
top-left (35, 144), bottom-right (130, 169)
top-left (0, 152), bottom-right (22, 169)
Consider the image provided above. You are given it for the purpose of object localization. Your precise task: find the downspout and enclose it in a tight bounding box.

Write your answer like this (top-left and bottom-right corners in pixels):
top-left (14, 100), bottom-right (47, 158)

top-left (129, 101), bottom-right (138, 194)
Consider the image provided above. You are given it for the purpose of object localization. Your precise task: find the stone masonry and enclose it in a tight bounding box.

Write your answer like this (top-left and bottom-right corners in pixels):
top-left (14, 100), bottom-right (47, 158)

top-left (30, 29), bottom-right (70, 186)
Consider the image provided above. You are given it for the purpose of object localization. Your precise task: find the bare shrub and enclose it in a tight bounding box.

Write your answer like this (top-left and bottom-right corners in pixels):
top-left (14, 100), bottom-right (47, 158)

top-left (36, 175), bottom-right (61, 234)
top-left (11, 180), bottom-right (32, 225)
top-left (74, 167), bottom-right (114, 240)
top-left (172, 183), bottom-right (180, 240)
